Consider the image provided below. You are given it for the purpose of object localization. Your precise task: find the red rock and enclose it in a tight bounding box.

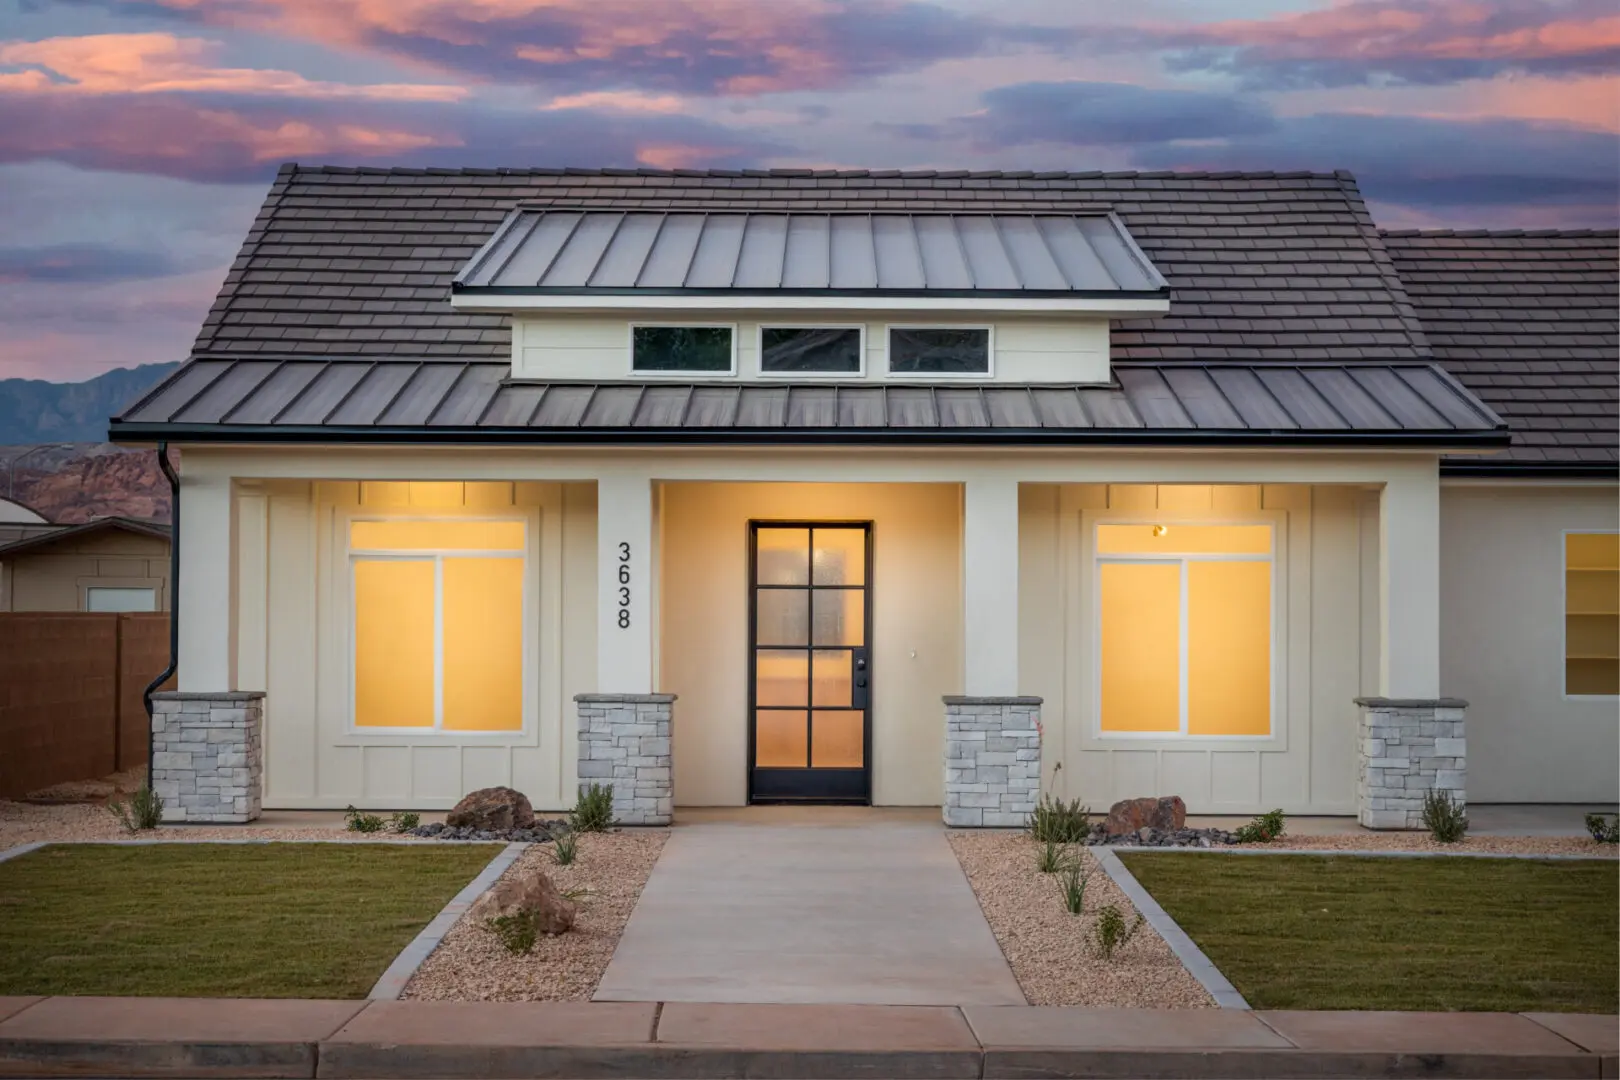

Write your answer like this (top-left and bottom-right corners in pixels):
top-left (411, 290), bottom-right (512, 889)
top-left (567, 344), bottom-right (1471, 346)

top-left (468, 869), bottom-right (576, 935)
top-left (1105, 795), bottom-right (1186, 836)
top-left (446, 786), bottom-right (534, 831)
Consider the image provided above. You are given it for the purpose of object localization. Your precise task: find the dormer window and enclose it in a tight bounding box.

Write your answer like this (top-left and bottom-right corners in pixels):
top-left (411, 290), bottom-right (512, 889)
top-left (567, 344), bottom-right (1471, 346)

top-left (631, 324), bottom-right (735, 374)
top-left (760, 326), bottom-right (864, 376)
top-left (888, 327), bottom-right (991, 376)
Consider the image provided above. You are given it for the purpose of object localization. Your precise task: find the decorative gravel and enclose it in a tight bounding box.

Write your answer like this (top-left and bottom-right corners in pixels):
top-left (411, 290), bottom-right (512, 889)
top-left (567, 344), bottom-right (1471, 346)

top-left (947, 831), bottom-right (1215, 1008)
top-left (402, 829), bottom-right (667, 1001)
top-left (0, 800), bottom-right (433, 851)
top-left (1233, 833), bottom-right (1616, 857)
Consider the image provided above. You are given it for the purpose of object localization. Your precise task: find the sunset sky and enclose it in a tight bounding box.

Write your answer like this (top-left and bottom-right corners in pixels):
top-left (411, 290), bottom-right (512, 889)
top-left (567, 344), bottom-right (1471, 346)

top-left (1, 0), bottom-right (1616, 381)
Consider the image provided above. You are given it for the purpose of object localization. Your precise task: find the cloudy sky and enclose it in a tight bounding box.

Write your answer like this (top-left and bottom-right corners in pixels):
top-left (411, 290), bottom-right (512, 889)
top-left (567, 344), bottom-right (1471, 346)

top-left (1, 0), bottom-right (1616, 381)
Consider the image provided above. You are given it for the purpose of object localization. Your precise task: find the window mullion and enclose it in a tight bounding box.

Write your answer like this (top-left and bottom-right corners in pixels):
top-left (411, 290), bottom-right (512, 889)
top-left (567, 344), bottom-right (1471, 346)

top-left (1179, 558), bottom-right (1190, 735)
top-left (434, 554), bottom-right (445, 731)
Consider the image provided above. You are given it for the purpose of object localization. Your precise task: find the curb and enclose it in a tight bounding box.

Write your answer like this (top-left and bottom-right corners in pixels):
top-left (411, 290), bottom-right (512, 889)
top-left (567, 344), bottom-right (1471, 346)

top-left (1111, 846), bottom-right (1613, 861)
top-left (0, 842), bottom-right (46, 866)
top-left (1092, 849), bottom-right (1250, 1010)
top-left (367, 841), bottom-right (528, 1000)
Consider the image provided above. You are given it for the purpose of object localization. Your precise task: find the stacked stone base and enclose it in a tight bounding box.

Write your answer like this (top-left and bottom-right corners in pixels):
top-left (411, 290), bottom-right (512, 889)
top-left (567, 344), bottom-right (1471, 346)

top-left (150, 691), bottom-right (264, 823)
top-left (576, 693), bottom-right (674, 825)
top-left (1355, 696), bottom-right (1467, 830)
top-left (943, 696), bottom-right (1042, 827)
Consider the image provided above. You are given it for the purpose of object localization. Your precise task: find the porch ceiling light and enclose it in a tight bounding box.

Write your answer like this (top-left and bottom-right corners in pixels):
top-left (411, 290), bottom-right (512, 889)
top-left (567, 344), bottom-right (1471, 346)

top-left (1152, 525), bottom-right (1169, 538)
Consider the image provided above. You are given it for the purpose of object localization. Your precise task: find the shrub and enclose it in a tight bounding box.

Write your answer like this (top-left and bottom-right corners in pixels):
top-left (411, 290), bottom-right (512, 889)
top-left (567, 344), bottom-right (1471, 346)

top-left (553, 830), bottom-right (578, 865)
top-left (1035, 839), bottom-right (1070, 874)
top-left (389, 812), bottom-right (421, 833)
top-left (1057, 861), bottom-right (1094, 914)
top-left (486, 912), bottom-right (538, 955)
top-left (1028, 794), bottom-right (1091, 844)
top-left (1233, 808), bottom-right (1286, 843)
top-left (108, 786), bottom-right (164, 832)
top-left (1093, 903), bottom-right (1146, 961)
top-left (1586, 813), bottom-right (1619, 844)
top-left (1420, 790), bottom-right (1468, 843)
top-left (570, 783), bottom-right (615, 833)
top-left (344, 805), bottom-right (385, 833)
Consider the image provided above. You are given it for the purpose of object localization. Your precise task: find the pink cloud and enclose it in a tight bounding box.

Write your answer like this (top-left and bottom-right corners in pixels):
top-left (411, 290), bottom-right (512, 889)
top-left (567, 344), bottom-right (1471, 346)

top-left (541, 89), bottom-right (685, 113)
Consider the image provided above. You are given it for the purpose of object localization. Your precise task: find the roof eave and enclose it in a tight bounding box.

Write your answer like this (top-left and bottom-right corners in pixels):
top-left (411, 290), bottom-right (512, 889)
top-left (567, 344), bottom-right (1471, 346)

top-left (448, 288), bottom-right (1172, 317)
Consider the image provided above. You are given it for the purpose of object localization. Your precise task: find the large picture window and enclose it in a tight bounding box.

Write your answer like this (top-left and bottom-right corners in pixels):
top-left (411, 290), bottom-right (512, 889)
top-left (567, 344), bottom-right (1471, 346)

top-left (350, 518), bottom-right (526, 733)
top-left (1096, 523), bottom-right (1274, 738)
top-left (631, 325), bottom-right (734, 373)
top-left (1565, 532), bottom-right (1618, 696)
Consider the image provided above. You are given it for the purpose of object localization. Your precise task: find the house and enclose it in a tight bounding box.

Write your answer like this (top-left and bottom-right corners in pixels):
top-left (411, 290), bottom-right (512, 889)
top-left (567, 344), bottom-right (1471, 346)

top-left (108, 166), bottom-right (1618, 826)
top-left (0, 514), bottom-right (172, 613)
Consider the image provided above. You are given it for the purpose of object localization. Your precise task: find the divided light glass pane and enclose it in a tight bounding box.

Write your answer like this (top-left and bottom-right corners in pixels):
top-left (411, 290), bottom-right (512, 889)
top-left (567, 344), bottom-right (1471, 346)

top-left (757, 590), bottom-right (810, 647)
top-left (812, 589), bottom-right (864, 647)
top-left (756, 528), bottom-right (810, 584)
top-left (1099, 562), bottom-right (1179, 733)
top-left (756, 710), bottom-right (809, 768)
top-left (811, 528), bottom-right (865, 586)
top-left (757, 650), bottom-right (810, 707)
top-left (811, 710), bottom-right (864, 768)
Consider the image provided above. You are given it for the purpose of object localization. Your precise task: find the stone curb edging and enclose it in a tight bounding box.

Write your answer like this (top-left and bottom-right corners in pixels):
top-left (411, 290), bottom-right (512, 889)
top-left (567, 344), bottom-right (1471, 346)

top-left (1091, 848), bottom-right (1251, 1011)
top-left (1113, 846), bottom-right (1614, 861)
top-left (367, 841), bottom-right (528, 1000)
top-left (0, 842), bottom-right (46, 866)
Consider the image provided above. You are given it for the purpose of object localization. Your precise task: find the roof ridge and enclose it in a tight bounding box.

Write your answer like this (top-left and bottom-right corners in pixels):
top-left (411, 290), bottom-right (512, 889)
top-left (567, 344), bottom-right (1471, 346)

top-left (277, 162), bottom-right (1351, 182)
top-left (1333, 171), bottom-right (1433, 359)
top-left (1381, 227), bottom-right (1620, 238)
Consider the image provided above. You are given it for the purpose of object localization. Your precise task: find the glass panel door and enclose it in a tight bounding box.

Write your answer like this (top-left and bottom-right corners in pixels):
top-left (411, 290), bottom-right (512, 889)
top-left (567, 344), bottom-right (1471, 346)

top-left (749, 522), bottom-right (871, 803)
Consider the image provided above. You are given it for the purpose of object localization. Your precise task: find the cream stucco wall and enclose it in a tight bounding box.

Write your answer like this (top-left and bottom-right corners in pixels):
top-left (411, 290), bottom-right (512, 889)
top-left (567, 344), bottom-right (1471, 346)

top-left (1440, 483), bottom-right (1620, 804)
top-left (658, 482), bottom-right (962, 806)
top-left (0, 530), bottom-right (170, 612)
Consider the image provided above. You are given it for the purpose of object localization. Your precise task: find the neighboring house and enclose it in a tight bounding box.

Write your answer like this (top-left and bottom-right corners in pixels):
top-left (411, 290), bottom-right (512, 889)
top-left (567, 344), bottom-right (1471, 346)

top-left (0, 516), bottom-right (172, 613)
top-left (109, 166), bottom-right (1617, 825)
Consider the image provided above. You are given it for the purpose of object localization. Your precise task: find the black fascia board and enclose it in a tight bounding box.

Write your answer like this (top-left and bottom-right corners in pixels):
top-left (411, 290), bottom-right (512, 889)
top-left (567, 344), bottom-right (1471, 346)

top-left (109, 420), bottom-right (1511, 450)
top-left (1440, 460), bottom-right (1620, 479)
top-left (448, 284), bottom-right (1171, 301)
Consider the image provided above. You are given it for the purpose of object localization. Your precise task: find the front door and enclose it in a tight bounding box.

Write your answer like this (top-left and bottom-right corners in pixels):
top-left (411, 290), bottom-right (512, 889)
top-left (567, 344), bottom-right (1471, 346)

top-left (748, 522), bottom-right (872, 803)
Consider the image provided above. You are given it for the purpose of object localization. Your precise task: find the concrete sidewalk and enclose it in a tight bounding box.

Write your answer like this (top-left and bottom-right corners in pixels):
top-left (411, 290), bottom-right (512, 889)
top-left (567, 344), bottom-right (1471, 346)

top-left (0, 996), bottom-right (1614, 1078)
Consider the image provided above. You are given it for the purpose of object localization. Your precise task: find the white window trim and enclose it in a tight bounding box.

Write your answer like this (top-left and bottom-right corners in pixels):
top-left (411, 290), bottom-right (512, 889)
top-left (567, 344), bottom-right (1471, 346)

top-left (344, 513), bottom-right (535, 737)
top-left (1086, 513), bottom-right (1285, 745)
top-left (756, 323), bottom-right (866, 379)
top-left (883, 324), bottom-right (995, 379)
top-left (628, 322), bottom-right (738, 377)
top-left (1561, 527), bottom-right (1620, 700)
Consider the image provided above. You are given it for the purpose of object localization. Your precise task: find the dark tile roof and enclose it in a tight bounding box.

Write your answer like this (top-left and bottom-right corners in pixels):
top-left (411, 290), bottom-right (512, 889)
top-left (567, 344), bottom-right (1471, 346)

top-left (1381, 229), bottom-right (1618, 471)
top-left (112, 357), bottom-right (1506, 447)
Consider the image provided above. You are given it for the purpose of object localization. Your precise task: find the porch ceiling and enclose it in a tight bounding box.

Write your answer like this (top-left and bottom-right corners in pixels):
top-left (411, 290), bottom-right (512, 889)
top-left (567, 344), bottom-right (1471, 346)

top-left (112, 358), bottom-right (1508, 450)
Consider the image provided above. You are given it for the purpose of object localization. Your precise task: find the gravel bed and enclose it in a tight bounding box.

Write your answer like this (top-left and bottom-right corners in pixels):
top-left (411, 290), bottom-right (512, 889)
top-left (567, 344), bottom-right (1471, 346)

top-left (1232, 833), bottom-right (1617, 857)
top-left (947, 831), bottom-right (1215, 1008)
top-left (402, 830), bottom-right (667, 1001)
top-left (0, 800), bottom-right (431, 851)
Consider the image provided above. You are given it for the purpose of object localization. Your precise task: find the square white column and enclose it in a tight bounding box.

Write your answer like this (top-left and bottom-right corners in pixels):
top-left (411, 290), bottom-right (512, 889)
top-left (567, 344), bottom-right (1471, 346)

top-left (597, 472), bottom-right (654, 694)
top-left (178, 474), bottom-right (234, 692)
top-left (1379, 468), bottom-right (1442, 699)
top-left (963, 476), bottom-right (1020, 697)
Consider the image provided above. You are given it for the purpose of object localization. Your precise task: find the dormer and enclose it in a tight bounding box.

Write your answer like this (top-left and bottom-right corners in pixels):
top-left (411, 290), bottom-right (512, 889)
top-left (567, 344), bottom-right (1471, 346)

top-left (450, 210), bottom-right (1169, 384)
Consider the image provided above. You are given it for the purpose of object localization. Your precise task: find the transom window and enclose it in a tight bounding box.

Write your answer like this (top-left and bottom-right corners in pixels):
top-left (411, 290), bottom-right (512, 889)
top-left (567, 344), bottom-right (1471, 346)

top-left (760, 326), bottom-right (863, 375)
top-left (1096, 523), bottom-right (1274, 738)
top-left (1565, 532), bottom-right (1618, 696)
top-left (631, 325), bottom-right (734, 373)
top-left (349, 518), bottom-right (526, 733)
top-left (888, 327), bottom-right (991, 375)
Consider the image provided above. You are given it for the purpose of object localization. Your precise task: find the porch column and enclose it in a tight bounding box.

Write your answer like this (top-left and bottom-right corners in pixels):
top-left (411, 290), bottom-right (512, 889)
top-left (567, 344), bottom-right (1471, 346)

top-left (596, 472), bottom-right (654, 694)
top-left (962, 476), bottom-right (1020, 696)
top-left (178, 474), bottom-right (233, 693)
top-left (1379, 469), bottom-right (1441, 698)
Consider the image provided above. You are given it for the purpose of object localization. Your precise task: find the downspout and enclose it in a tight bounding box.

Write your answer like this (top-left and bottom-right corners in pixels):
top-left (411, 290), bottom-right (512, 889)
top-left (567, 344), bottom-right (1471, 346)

top-left (143, 442), bottom-right (180, 790)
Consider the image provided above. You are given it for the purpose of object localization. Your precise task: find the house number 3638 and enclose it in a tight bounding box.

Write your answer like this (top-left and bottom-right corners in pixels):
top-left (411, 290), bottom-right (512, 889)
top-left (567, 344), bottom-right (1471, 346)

top-left (617, 542), bottom-right (632, 628)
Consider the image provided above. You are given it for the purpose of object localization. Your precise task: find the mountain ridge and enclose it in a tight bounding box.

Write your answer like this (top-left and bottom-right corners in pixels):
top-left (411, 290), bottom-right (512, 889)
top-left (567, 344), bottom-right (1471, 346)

top-left (0, 363), bottom-right (179, 445)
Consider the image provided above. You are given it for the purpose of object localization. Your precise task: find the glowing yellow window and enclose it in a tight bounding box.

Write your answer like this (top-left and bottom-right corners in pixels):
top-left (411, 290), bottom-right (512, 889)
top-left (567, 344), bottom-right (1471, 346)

top-left (350, 518), bottom-right (527, 732)
top-left (1566, 532), bottom-right (1619, 696)
top-left (1097, 523), bottom-right (1273, 737)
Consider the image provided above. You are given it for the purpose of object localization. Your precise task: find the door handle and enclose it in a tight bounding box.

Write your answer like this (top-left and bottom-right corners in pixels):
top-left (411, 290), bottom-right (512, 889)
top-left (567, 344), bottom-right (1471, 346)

top-left (851, 647), bottom-right (870, 709)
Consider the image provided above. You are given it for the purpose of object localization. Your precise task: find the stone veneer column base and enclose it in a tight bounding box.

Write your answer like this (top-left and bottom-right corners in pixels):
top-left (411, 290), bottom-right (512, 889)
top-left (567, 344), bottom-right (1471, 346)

top-left (150, 691), bottom-right (265, 823)
top-left (1355, 696), bottom-right (1468, 830)
top-left (576, 694), bottom-right (674, 826)
top-left (943, 696), bottom-right (1042, 828)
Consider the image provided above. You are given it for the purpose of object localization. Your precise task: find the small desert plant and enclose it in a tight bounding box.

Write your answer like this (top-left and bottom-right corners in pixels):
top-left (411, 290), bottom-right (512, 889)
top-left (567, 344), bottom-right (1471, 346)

top-left (107, 786), bottom-right (164, 832)
top-left (570, 783), bottom-right (615, 833)
top-left (486, 912), bottom-right (539, 955)
top-left (1420, 789), bottom-right (1468, 843)
top-left (344, 805), bottom-right (385, 833)
top-left (1233, 808), bottom-right (1286, 843)
top-left (553, 830), bottom-right (579, 865)
top-left (389, 811), bottom-right (421, 833)
top-left (1057, 861), bottom-right (1094, 914)
top-left (1586, 813), bottom-right (1619, 844)
top-left (1035, 838), bottom-right (1071, 874)
top-left (1028, 794), bottom-right (1091, 844)
top-left (1093, 903), bottom-right (1146, 961)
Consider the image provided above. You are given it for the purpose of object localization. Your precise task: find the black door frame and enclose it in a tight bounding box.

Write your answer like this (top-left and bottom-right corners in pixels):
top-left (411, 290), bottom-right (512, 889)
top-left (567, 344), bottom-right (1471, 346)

top-left (746, 520), bottom-right (874, 804)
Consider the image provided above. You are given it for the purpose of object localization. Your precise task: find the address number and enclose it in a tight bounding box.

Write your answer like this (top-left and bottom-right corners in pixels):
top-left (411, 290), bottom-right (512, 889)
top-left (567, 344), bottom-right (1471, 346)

top-left (617, 542), bottom-right (632, 628)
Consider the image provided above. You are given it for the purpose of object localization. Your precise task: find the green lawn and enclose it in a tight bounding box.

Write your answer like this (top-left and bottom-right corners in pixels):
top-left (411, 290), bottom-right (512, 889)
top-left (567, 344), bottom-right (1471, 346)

top-left (0, 842), bottom-right (501, 998)
top-left (1119, 853), bottom-right (1618, 1013)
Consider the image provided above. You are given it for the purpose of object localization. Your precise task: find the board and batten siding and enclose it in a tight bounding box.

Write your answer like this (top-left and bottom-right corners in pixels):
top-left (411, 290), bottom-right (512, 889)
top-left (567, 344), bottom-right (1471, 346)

top-left (1019, 483), bottom-right (1376, 815)
top-left (1440, 484), bottom-right (1620, 803)
top-left (246, 479), bottom-right (597, 810)
top-left (512, 314), bottom-right (1110, 383)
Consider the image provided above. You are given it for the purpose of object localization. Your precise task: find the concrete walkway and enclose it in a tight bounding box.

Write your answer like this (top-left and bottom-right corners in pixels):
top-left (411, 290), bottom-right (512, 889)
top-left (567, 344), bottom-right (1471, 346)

top-left (593, 810), bottom-right (1026, 1006)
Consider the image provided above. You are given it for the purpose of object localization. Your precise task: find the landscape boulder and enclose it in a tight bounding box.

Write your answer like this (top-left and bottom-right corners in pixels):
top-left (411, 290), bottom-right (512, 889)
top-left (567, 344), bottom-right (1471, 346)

top-left (468, 869), bottom-right (576, 935)
top-left (446, 786), bottom-right (534, 832)
top-left (1104, 795), bottom-right (1186, 836)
